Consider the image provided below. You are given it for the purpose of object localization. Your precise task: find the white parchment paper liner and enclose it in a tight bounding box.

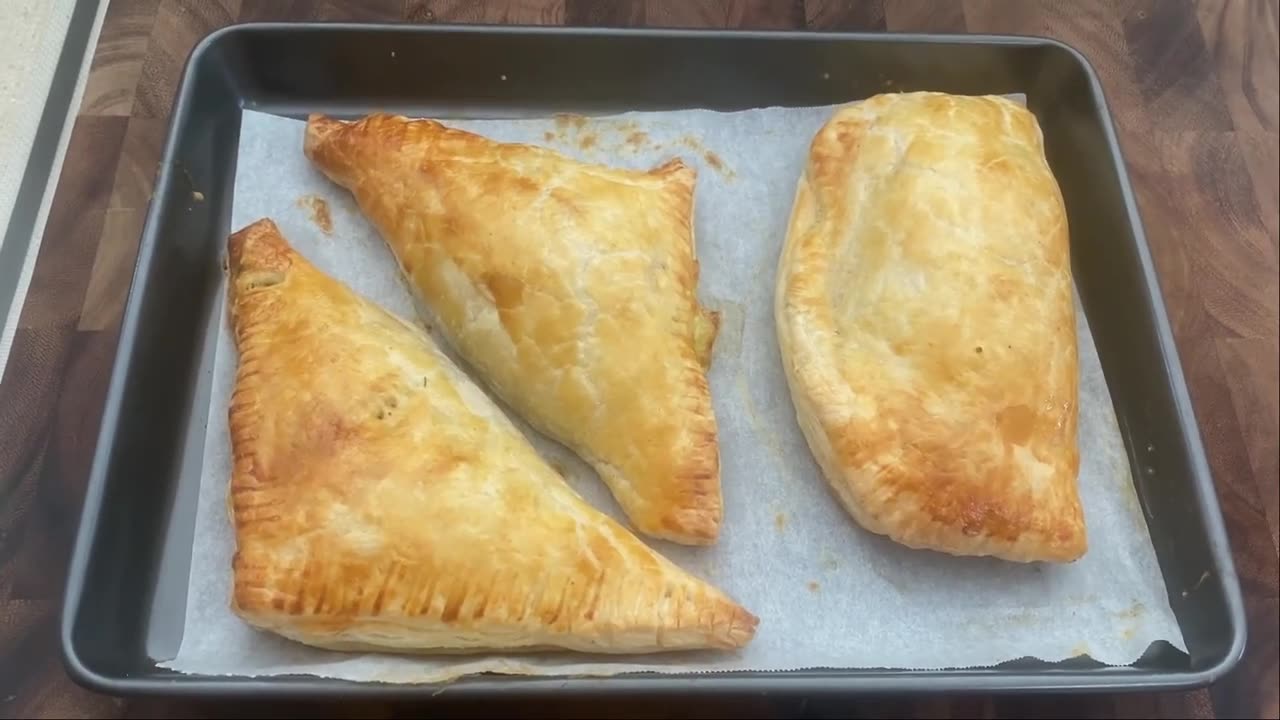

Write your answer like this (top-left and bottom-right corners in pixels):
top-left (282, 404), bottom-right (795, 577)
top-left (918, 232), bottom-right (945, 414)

top-left (161, 103), bottom-right (1185, 683)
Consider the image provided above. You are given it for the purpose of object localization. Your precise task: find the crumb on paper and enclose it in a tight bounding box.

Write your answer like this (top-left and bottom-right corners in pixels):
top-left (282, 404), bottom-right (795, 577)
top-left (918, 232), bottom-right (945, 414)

top-left (545, 114), bottom-right (594, 146)
top-left (1112, 602), bottom-right (1146, 620)
top-left (578, 133), bottom-right (598, 151)
top-left (679, 134), bottom-right (702, 151)
top-left (807, 581), bottom-right (820, 593)
top-left (774, 512), bottom-right (787, 532)
top-left (625, 130), bottom-right (650, 150)
top-left (702, 150), bottom-right (734, 179)
top-left (297, 194), bottom-right (333, 235)
top-left (708, 299), bottom-right (744, 361)
top-left (555, 113), bottom-right (588, 131)
top-left (192, 191), bottom-right (205, 202)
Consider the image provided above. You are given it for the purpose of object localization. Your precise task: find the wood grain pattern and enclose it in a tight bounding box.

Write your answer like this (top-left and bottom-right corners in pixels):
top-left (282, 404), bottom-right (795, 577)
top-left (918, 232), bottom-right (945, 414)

top-left (1122, 0), bottom-right (1236, 131)
top-left (133, 0), bottom-right (241, 118)
top-left (238, 0), bottom-right (404, 22)
top-left (107, 117), bottom-right (167, 212)
top-left (1217, 336), bottom-right (1279, 551)
top-left (81, 0), bottom-right (161, 116)
top-left (804, 0), bottom-right (887, 30)
top-left (636, 0), bottom-right (804, 29)
top-left (0, 328), bottom-right (120, 719)
top-left (882, 0), bottom-right (965, 33)
top-left (404, 0), bottom-right (566, 25)
top-left (78, 208), bottom-right (145, 332)
top-left (15, 116), bottom-right (128, 332)
top-left (0, 1), bottom-right (1275, 717)
top-left (1240, 130), bottom-right (1280, 247)
top-left (563, 0), bottom-right (644, 26)
top-left (1195, 0), bottom-right (1279, 136)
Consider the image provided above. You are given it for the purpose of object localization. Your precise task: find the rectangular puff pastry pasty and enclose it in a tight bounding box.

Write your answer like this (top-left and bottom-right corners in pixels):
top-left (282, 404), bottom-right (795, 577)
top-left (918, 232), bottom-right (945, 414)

top-left (303, 114), bottom-right (723, 546)
top-left (225, 218), bottom-right (757, 653)
top-left (775, 92), bottom-right (1087, 564)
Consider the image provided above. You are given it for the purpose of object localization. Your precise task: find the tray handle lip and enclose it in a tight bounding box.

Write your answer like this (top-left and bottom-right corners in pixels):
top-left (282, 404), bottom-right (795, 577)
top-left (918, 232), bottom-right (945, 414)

top-left (59, 8), bottom-right (231, 692)
top-left (57, 665), bottom-right (1241, 699)
top-left (60, 21), bottom-right (1246, 694)
top-left (179, 20), bottom-right (1089, 45)
top-left (1031, 32), bottom-right (1249, 684)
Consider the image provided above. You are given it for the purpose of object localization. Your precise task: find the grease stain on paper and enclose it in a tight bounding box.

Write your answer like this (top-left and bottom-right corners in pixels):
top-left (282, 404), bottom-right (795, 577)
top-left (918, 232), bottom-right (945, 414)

top-left (297, 194), bottom-right (333, 235)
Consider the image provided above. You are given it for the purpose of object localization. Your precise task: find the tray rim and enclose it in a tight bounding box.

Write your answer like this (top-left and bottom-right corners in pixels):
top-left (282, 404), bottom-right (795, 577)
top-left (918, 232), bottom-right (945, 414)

top-left (59, 21), bottom-right (1247, 699)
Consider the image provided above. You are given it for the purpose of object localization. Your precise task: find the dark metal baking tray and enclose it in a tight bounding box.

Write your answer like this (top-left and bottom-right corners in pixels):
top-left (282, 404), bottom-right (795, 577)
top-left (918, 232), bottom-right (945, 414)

top-left (60, 23), bottom-right (1245, 699)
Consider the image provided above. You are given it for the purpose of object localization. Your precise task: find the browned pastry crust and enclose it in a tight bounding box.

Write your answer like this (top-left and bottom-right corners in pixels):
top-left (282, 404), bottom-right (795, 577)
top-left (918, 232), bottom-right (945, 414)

top-left (775, 92), bottom-right (1087, 563)
top-left (225, 218), bottom-right (756, 653)
top-left (303, 113), bottom-right (722, 546)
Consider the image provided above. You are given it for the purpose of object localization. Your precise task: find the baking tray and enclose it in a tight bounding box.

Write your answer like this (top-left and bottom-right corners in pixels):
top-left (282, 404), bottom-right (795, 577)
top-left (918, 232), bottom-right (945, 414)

top-left (61, 23), bottom-right (1245, 698)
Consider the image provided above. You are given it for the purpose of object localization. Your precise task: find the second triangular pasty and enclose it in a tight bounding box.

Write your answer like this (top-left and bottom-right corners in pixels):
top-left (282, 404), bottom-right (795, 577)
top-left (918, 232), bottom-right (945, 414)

top-left (303, 114), bottom-right (724, 546)
top-left (225, 218), bottom-right (756, 653)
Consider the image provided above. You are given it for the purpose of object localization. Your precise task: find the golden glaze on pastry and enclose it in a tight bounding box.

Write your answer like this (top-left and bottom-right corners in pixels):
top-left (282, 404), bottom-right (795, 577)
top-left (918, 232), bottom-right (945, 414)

top-left (303, 114), bottom-right (722, 546)
top-left (775, 93), bottom-right (1086, 563)
top-left (226, 218), bottom-right (756, 653)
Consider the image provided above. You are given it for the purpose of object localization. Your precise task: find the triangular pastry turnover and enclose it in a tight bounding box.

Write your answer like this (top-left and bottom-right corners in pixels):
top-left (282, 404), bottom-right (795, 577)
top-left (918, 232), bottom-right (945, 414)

top-left (225, 218), bottom-right (756, 653)
top-left (303, 114), bottom-right (723, 546)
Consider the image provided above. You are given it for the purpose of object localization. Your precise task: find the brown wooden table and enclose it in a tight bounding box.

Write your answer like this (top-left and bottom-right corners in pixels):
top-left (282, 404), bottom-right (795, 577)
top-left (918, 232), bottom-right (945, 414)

top-left (1, 1), bottom-right (1275, 717)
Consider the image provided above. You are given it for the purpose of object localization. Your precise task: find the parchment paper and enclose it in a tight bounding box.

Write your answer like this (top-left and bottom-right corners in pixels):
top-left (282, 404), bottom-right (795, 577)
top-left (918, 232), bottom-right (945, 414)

top-left (161, 104), bottom-right (1186, 683)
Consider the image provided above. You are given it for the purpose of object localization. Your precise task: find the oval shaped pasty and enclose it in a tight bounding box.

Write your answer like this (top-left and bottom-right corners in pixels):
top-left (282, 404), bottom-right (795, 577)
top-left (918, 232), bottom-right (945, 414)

top-left (775, 92), bottom-right (1087, 563)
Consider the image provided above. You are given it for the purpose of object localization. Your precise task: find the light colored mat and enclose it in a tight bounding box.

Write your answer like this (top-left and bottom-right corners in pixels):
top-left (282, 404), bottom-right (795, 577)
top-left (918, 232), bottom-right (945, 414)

top-left (0, 0), bottom-right (107, 381)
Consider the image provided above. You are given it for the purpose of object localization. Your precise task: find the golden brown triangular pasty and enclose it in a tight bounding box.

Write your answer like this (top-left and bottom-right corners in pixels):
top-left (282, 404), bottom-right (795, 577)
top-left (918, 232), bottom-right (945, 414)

top-left (226, 218), bottom-right (756, 653)
top-left (303, 114), bottom-right (723, 546)
top-left (775, 92), bottom-right (1087, 563)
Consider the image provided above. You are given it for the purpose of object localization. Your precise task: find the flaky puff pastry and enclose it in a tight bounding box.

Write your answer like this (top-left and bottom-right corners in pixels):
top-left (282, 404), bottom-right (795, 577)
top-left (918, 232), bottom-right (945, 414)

top-left (303, 114), bottom-right (723, 545)
top-left (775, 93), bottom-right (1087, 563)
top-left (226, 219), bottom-right (756, 653)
